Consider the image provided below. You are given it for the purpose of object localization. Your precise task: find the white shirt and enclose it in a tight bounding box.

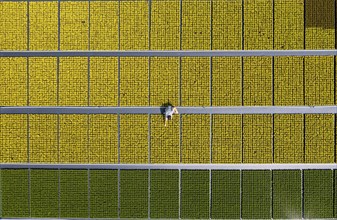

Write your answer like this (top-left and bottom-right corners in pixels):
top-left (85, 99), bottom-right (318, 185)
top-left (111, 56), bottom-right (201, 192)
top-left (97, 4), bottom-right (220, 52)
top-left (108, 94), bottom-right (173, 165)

top-left (165, 106), bottom-right (175, 118)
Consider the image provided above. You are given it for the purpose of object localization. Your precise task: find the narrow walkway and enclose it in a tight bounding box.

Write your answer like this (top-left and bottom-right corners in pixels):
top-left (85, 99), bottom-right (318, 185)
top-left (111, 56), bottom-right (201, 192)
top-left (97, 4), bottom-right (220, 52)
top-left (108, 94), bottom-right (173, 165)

top-left (1, 49), bottom-right (337, 57)
top-left (1, 163), bottom-right (336, 170)
top-left (1, 106), bottom-right (337, 114)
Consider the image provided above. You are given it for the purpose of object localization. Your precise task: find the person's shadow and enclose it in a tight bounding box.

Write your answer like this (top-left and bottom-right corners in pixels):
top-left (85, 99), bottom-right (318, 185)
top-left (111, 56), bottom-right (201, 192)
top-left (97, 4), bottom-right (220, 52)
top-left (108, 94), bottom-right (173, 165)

top-left (160, 101), bottom-right (173, 124)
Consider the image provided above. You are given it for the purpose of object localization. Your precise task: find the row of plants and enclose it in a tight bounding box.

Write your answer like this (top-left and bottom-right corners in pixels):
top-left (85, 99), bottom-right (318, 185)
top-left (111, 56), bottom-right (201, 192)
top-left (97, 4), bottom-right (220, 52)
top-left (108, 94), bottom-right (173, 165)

top-left (29, 2), bottom-right (58, 50)
top-left (1, 169), bottom-right (335, 218)
top-left (0, 2), bottom-right (27, 50)
top-left (1, 113), bottom-right (336, 163)
top-left (1, 1), bottom-right (336, 51)
top-left (60, 2), bottom-right (89, 50)
top-left (1, 56), bottom-right (336, 106)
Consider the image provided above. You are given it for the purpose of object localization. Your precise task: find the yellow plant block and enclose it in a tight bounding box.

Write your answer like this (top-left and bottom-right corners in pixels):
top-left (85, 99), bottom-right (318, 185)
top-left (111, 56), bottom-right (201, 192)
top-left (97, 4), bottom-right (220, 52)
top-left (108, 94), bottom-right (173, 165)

top-left (0, 58), bottom-right (27, 106)
top-left (181, 57), bottom-right (210, 106)
top-left (274, 57), bottom-right (304, 105)
top-left (212, 57), bottom-right (241, 106)
top-left (305, 0), bottom-right (335, 49)
top-left (29, 115), bottom-right (58, 163)
top-left (0, 2), bottom-right (27, 50)
top-left (274, 0), bottom-right (304, 49)
top-left (120, 0), bottom-right (148, 50)
top-left (120, 57), bottom-right (149, 106)
top-left (305, 115), bottom-right (334, 163)
top-left (151, 0), bottom-right (180, 50)
top-left (59, 57), bottom-right (88, 106)
top-left (59, 115), bottom-right (88, 163)
top-left (305, 56), bottom-right (334, 105)
top-left (244, 0), bottom-right (273, 50)
top-left (29, 58), bottom-right (57, 106)
top-left (90, 57), bottom-right (118, 106)
top-left (60, 1), bottom-right (89, 50)
top-left (212, 0), bottom-right (242, 50)
top-left (0, 115), bottom-right (27, 163)
top-left (243, 115), bottom-right (272, 163)
top-left (150, 115), bottom-right (180, 163)
top-left (274, 115), bottom-right (304, 163)
top-left (120, 115), bottom-right (148, 163)
top-left (89, 115), bottom-right (118, 163)
top-left (29, 2), bottom-right (58, 50)
top-left (212, 115), bottom-right (242, 163)
top-left (90, 1), bottom-right (118, 50)
top-left (182, 115), bottom-right (210, 163)
top-left (182, 0), bottom-right (210, 50)
top-left (150, 57), bottom-right (179, 106)
top-left (243, 57), bottom-right (272, 106)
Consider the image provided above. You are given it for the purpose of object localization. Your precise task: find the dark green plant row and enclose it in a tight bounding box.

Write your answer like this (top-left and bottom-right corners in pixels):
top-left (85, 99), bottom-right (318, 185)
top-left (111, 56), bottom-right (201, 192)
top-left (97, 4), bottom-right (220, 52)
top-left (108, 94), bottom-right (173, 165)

top-left (0, 169), bottom-right (336, 219)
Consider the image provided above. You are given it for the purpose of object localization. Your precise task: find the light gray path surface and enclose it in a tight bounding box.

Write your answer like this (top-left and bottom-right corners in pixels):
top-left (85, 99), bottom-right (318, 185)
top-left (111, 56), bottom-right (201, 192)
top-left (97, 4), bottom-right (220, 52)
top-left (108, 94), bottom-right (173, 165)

top-left (1, 50), bottom-right (337, 57)
top-left (1, 163), bottom-right (336, 170)
top-left (1, 106), bottom-right (337, 114)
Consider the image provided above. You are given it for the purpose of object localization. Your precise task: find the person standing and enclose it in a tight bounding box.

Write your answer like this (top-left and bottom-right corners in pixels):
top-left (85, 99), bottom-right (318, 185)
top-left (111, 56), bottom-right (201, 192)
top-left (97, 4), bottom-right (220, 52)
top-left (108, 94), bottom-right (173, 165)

top-left (164, 105), bottom-right (179, 126)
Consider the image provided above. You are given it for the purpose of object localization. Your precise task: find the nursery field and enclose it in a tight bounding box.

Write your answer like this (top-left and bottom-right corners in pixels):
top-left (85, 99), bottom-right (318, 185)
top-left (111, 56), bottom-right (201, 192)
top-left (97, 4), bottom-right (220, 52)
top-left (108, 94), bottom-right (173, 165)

top-left (1, 55), bottom-right (336, 107)
top-left (1, 0), bottom-right (337, 219)
top-left (1, 0), bottom-right (336, 107)
top-left (0, 169), bottom-right (336, 219)
top-left (1, 113), bottom-right (336, 164)
top-left (0, 0), bottom-right (335, 51)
